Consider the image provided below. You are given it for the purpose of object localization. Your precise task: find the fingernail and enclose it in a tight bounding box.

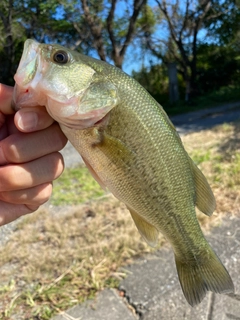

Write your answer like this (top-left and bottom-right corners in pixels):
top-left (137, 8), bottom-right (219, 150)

top-left (17, 112), bottom-right (38, 131)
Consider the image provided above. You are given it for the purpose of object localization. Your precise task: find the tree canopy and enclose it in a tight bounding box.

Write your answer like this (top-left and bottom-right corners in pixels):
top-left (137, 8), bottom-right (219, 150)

top-left (0, 0), bottom-right (239, 104)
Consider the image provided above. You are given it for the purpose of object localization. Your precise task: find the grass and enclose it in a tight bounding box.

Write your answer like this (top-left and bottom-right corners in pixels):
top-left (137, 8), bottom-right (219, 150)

top-left (51, 166), bottom-right (105, 205)
top-left (182, 119), bottom-right (240, 214)
top-left (1, 120), bottom-right (240, 319)
top-left (0, 197), bottom-right (158, 319)
top-left (163, 85), bottom-right (240, 116)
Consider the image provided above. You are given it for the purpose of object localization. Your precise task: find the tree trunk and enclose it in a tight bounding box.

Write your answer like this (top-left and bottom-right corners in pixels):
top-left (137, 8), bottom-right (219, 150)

top-left (167, 62), bottom-right (179, 103)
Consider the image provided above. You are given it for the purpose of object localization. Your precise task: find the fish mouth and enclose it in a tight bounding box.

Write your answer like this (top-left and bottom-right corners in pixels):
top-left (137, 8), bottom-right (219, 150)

top-left (14, 39), bottom-right (39, 87)
top-left (12, 39), bottom-right (43, 110)
top-left (45, 99), bottom-right (111, 130)
top-left (13, 39), bottom-right (113, 130)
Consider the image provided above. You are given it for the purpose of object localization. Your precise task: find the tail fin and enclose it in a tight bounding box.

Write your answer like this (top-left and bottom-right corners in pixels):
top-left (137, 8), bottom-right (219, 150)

top-left (175, 248), bottom-right (234, 306)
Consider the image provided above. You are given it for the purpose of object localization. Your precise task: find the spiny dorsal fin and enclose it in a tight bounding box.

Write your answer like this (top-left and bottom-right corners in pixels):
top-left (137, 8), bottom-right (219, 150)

top-left (189, 158), bottom-right (216, 216)
top-left (127, 207), bottom-right (159, 247)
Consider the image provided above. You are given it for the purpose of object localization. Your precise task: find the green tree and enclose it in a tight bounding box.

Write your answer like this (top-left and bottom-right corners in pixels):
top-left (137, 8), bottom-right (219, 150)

top-left (133, 63), bottom-right (174, 106)
top-left (145, 0), bottom-right (240, 101)
top-left (195, 0), bottom-right (240, 93)
top-left (0, 0), bottom-right (25, 84)
top-left (147, 0), bottom-right (213, 100)
top-left (0, 0), bottom-right (156, 83)
top-left (0, 0), bottom-right (78, 84)
top-left (204, 0), bottom-right (240, 48)
top-left (61, 0), bottom-right (153, 69)
top-left (196, 44), bottom-right (240, 93)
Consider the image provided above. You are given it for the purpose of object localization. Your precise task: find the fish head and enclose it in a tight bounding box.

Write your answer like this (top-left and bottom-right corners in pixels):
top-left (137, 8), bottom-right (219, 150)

top-left (13, 39), bottom-right (115, 128)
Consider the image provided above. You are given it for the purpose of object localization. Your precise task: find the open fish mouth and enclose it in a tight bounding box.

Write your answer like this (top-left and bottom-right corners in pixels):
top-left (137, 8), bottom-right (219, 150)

top-left (14, 39), bottom-right (39, 87)
top-left (12, 39), bottom-right (117, 129)
top-left (12, 40), bottom-right (43, 110)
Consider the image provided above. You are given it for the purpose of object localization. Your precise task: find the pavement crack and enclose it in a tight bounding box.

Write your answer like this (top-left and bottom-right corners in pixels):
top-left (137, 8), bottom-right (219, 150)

top-left (225, 314), bottom-right (240, 320)
top-left (118, 286), bottom-right (145, 319)
top-left (226, 292), bottom-right (240, 301)
top-left (206, 292), bottom-right (215, 320)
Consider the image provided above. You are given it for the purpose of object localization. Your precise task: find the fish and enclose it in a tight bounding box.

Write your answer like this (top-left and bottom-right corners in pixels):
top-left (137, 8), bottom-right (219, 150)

top-left (13, 39), bottom-right (234, 306)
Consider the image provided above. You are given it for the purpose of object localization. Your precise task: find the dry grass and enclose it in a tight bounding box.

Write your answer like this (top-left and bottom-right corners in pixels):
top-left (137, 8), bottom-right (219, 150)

top-left (182, 120), bottom-right (240, 215)
top-left (1, 120), bottom-right (240, 319)
top-left (0, 196), bottom-right (160, 319)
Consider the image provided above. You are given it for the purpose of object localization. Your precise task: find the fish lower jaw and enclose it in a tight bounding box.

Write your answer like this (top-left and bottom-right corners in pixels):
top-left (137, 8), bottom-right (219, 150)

top-left (12, 85), bottom-right (45, 109)
top-left (56, 115), bottom-right (107, 130)
top-left (46, 98), bottom-right (111, 130)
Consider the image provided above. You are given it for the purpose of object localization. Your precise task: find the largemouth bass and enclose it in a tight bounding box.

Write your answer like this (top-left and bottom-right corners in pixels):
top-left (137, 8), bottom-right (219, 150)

top-left (13, 39), bottom-right (234, 306)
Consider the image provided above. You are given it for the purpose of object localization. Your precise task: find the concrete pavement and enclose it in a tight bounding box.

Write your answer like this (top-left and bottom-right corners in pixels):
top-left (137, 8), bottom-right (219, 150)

top-left (171, 101), bottom-right (240, 135)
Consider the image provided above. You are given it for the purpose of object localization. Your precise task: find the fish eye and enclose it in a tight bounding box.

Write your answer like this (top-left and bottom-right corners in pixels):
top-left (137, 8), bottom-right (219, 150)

top-left (53, 50), bottom-right (69, 64)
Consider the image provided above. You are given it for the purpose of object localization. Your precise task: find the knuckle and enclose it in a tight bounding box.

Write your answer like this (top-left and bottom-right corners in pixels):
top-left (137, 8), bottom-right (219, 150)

top-left (49, 123), bottom-right (68, 150)
top-left (0, 190), bottom-right (12, 203)
top-left (25, 204), bottom-right (39, 212)
top-left (37, 183), bottom-right (53, 204)
top-left (1, 134), bottom-right (26, 163)
top-left (0, 140), bottom-right (16, 164)
top-left (45, 152), bottom-right (65, 178)
top-left (0, 166), bottom-right (23, 191)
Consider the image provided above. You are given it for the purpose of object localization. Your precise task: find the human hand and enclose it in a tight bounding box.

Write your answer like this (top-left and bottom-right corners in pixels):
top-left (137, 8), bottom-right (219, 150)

top-left (0, 84), bottom-right (67, 226)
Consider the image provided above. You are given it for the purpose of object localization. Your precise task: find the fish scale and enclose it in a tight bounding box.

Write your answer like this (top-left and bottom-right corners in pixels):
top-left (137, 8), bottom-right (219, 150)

top-left (13, 39), bottom-right (234, 306)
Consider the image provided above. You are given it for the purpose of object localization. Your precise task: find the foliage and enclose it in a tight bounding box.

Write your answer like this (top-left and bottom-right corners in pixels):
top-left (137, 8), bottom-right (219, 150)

top-left (144, 0), bottom-right (240, 100)
top-left (132, 0), bottom-right (240, 105)
top-left (204, 0), bottom-right (240, 47)
top-left (0, 0), bottom-right (77, 84)
top-left (165, 86), bottom-right (240, 115)
top-left (0, 0), bottom-right (240, 105)
top-left (132, 63), bottom-right (169, 96)
top-left (63, 0), bottom-right (150, 68)
top-left (196, 44), bottom-right (240, 93)
top-left (0, 0), bottom-right (151, 84)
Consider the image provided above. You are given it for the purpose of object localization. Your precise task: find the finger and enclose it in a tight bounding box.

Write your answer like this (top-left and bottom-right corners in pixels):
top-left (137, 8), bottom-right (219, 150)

top-left (0, 202), bottom-right (39, 226)
top-left (0, 123), bottom-right (67, 165)
top-left (0, 118), bottom-right (8, 140)
top-left (0, 84), bottom-right (14, 137)
top-left (0, 152), bottom-right (64, 192)
top-left (5, 114), bottom-right (19, 135)
top-left (0, 84), bottom-right (14, 115)
top-left (0, 182), bottom-right (52, 206)
top-left (0, 115), bottom-right (17, 142)
top-left (15, 106), bottom-right (55, 132)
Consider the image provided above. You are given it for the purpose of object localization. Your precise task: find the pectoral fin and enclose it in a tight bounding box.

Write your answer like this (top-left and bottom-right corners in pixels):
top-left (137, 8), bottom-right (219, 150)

top-left (92, 128), bottom-right (135, 166)
top-left (127, 207), bottom-right (159, 247)
top-left (189, 158), bottom-right (216, 216)
top-left (80, 81), bottom-right (119, 114)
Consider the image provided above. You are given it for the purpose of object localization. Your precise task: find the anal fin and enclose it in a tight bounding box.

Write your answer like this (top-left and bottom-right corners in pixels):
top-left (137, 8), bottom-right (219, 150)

top-left (127, 207), bottom-right (159, 247)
